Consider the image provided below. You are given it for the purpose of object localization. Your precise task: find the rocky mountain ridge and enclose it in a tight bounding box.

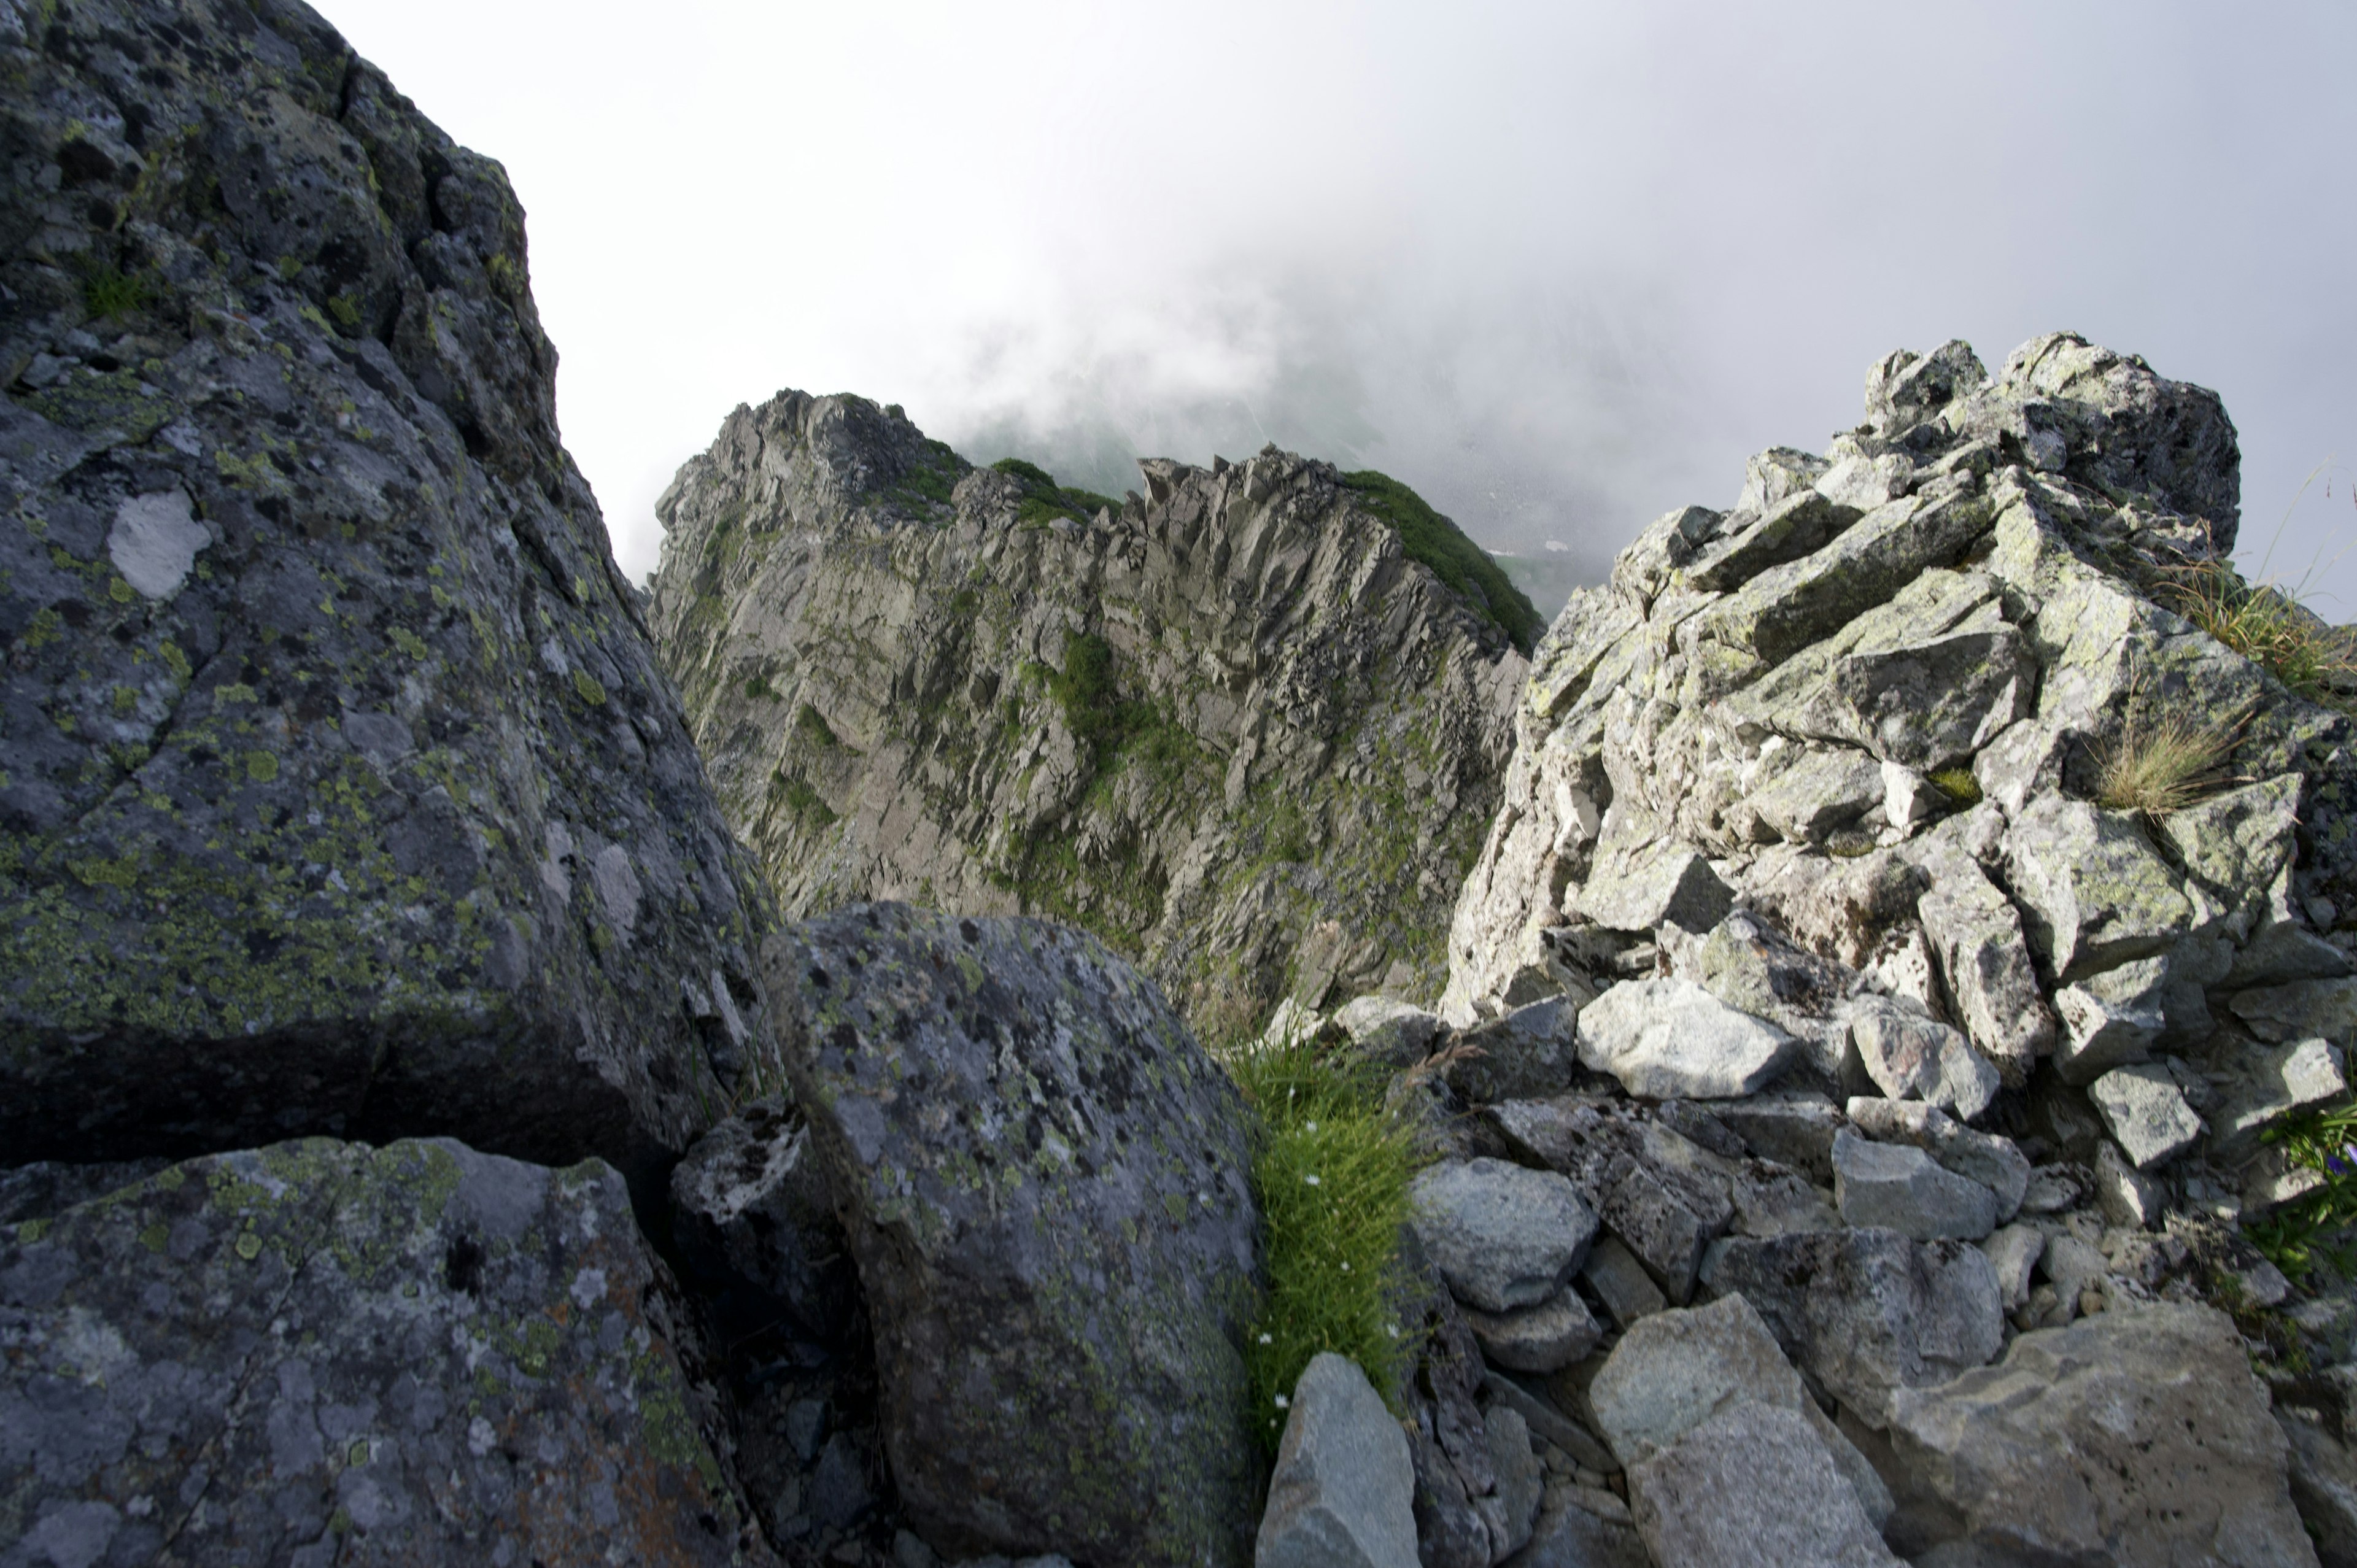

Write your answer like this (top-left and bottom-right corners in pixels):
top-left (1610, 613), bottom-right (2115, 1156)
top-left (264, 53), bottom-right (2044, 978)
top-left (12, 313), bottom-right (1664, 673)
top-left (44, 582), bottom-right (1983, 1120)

top-left (646, 392), bottom-right (1530, 1043)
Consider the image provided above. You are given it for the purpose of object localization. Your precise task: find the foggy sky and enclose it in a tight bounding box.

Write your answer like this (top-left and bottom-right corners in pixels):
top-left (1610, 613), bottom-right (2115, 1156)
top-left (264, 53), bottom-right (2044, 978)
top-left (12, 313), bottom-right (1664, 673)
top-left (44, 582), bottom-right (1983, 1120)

top-left (328, 1), bottom-right (2357, 616)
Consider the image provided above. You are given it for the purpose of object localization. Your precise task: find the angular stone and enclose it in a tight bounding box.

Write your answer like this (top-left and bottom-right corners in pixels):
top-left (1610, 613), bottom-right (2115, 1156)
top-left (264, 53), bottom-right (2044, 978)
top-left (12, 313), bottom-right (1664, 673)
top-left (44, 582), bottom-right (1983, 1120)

top-left (1913, 840), bottom-right (2056, 1078)
top-left (1579, 1237), bottom-right (1668, 1327)
top-left (0, 1159), bottom-right (168, 1227)
top-left (1334, 995), bottom-right (1447, 1068)
top-left (2003, 798), bottom-right (2194, 983)
top-left (1411, 1159), bottom-right (1599, 1315)
top-left (2227, 921), bottom-right (2357, 990)
top-left (1848, 997), bottom-right (2000, 1121)
top-left (2229, 976), bottom-right (2357, 1045)
top-left (1587, 1294), bottom-right (1893, 1527)
top-left (2053, 955), bottom-right (2169, 1084)
top-left (2274, 1410), bottom-right (2357, 1568)
top-left (2212, 1038), bottom-right (2348, 1154)
top-left (2159, 773), bottom-right (2303, 914)
top-left (1504, 1500), bottom-right (1651, 1568)
top-left (1701, 1229), bottom-right (2005, 1423)
top-left (1257, 1353), bottom-right (1419, 1568)
top-left (1844, 1097), bottom-right (2031, 1219)
top-left (1736, 446), bottom-right (1834, 516)
top-left (1596, 1156), bottom-right (1725, 1307)
top-left (1726, 1159), bottom-right (1843, 1238)
top-left (0, 0), bottom-right (781, 1178)
top-left (1688, 488), bottom-right (1862, 592)
top-left (1480, 1372), bottom-right (1616, 1475)
top-left (1817, 451), bottom-right (1918, 511)
top-left (1746, 746), bottom-right (1887, 846)
top-left (2092, 1140), bottom-right (2166, 1229)
top-left (1452, 997), bottom-right (1582, 1103)
top-left (1833, 1130), bottom-right (1999, 1242)
top-left (1627, 1404), bottom-right (1902, 1568)
top-left (1576, 978), bottom-right (1794, 1099)
top-left (670, 1095), bottom-right (854, 1344)
top-left (1462, 1288), bottom-right (1604, 1375)
top-left (775, 906), bottom-right (1260, 1567)
top-left (1713, 1091), bottom-right (1843, 1182)
top-left (2088, 1063), bottom-right (2205, 1168)
top-left (1793, 623), bottom-right (2035, 773)
top-left (1574, 842), bottom-right (1733, 935)
top-left (1980, 1223), bottom-right (2046, 1310)
top-left (1886, 1305), bottom-right (2312, 1568)
top-left (0, 1138), bottom-right (767, 1564)
top-left (1481, 1405), bottom-right (1544, 1561)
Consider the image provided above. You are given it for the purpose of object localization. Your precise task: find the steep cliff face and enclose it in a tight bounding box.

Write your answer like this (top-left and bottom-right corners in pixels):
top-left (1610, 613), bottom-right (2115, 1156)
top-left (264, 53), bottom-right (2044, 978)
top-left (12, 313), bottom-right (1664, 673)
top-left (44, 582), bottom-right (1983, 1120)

top-left (648, 391), bottom-right (1529, 1041)
top-left (0, 0), bottom-right (777, 1173)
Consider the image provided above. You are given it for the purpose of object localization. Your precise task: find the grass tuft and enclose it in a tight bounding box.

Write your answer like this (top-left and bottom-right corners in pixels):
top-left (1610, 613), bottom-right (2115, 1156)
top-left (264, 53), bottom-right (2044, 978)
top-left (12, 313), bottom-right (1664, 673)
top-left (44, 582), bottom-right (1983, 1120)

top-left (993, 457), bottom-right (1118, 527)
top-left (1221, 1022), bottom-right (1423, 1453)
top-left (2164, 557), bottom-right (2357, 710)
top-left (2092, 699), bottom-right (2247, 815)
top-left (79, 259), bottom-right (155, 320)
top-left (1928, 766), bottom-right (1982, 806)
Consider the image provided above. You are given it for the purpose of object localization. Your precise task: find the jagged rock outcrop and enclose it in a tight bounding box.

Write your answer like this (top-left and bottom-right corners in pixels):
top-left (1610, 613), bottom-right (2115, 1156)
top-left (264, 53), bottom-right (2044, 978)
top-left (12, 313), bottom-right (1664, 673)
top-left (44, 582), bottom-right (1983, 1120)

top-left (0, 1138), bottom-right (770, 1565)
top-left (0, 0), bottom-right (776, 1177)
top-left (646, 393), bottom-right (1530, 1042)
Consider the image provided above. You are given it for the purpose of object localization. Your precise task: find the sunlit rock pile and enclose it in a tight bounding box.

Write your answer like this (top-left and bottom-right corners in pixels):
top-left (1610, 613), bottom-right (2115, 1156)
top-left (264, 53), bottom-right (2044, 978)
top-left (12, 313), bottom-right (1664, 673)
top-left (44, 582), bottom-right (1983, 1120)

top-left (645, 392), bottom-right (1530, 1045)
top-left (1248, 330), bottom-right (2357, 1566)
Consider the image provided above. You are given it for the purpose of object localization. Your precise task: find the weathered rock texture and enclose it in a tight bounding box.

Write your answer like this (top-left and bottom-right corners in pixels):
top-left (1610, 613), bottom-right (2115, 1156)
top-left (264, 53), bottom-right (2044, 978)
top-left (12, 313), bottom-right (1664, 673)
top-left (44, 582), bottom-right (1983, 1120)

top-left (769, 903), bottom-right (1262, 1567)
top-left (648, 393), bottom-right (1530, 1041)
top-left (0, 0), bottom-right (776, 1173)
top-left (0, 1137), bottom-right (770, 1564)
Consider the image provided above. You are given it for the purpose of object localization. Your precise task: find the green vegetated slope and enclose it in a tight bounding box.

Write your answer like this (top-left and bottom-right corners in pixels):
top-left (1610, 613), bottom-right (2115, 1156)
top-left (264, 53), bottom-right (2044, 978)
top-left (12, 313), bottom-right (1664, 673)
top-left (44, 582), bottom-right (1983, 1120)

top-left (648, 395), bottom-right (1530, 1041)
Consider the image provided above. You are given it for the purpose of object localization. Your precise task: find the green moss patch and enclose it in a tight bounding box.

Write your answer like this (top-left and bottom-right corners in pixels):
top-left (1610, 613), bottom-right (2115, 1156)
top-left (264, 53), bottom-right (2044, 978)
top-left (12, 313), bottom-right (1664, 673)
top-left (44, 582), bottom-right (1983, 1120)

top-left (1341, 469), bottom-right (1543, 652)
top-left (993, 457), bottom-right (1118, 528)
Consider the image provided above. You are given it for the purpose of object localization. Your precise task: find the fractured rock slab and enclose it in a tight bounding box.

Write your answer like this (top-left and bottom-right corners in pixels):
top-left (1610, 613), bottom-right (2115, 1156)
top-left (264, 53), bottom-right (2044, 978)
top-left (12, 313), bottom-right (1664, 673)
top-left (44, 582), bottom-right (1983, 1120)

top-left (1576, 978), bottom-right (1794, 1099)
top-left (1257, 1353), bottom-right (1419, 1568)
top-left (1832, 1130), bottom-right (1999, 1242)
top-left (1627, 1403), bottom-right (1902, 1568)
top-left (1411, 1159), bottom-right (1598, 1315)
top-left (2087, 1062), bottom-right (2205, 1168)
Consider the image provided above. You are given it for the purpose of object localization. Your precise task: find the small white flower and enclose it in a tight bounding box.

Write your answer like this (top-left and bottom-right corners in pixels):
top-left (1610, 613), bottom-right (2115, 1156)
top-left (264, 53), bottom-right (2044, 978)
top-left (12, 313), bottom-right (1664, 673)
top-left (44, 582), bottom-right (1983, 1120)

top-left (1274, 1394), bottom-right (1290, 1409)
top-left (1304, 1174), bottom-right (1321, 1186)
top-left (1304, 1121), bottom-right (1317, 1133)
top-left (1340, 1261), bottom-right (1351, 1272)
top-left (1259, 1332), bottom-right (1274, 1345)
top-left (1387, 1323), bottom-right (1400, 1338)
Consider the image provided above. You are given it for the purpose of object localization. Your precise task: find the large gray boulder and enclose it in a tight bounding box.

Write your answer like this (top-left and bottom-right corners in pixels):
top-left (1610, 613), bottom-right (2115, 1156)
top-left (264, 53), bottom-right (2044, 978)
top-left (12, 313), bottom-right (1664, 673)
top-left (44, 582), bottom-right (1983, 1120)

top-left (0, 1138), bottom-right (767, 1564)
top-left (1627, 1403), bottom-right (1902, 1568)
top-left (1702, 1228), bottom-right (2005, 1423)
top-left (1886, 1304), bottom-right (2315, 1567)
top-left (770, 904), bottom-right (1261, 1568)
top-left (1256, 1353), bottom-right (1418, 1568)
top-left (1831, 1130), bottom-right (1999, 1242)
top-left (0, 0), bottom-right (777, 1179)
top-left (1410, 1158), bottom-right (1598, 1315)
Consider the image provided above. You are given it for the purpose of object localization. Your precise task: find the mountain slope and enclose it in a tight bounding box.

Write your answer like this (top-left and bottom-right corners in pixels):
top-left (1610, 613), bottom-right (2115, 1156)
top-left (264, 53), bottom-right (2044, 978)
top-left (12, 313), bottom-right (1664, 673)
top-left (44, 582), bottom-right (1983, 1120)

top-left (648, 392), bottom-right (1528, 1040)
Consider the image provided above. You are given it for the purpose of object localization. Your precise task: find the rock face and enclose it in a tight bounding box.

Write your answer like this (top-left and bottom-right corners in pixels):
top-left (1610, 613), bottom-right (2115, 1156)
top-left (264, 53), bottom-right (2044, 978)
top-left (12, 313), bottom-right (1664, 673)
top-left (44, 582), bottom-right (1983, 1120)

top-left (769, 903), bottom-right (1262, 1567)
top-left (647, 393), bottom-right (1530, 1042)
top-left (1886, 1303), bottom-right (2313, 1566)
top-left (0, 0), bottom-right (776, 1175)
top-left (0, 1138), bottom-right (768, 1565)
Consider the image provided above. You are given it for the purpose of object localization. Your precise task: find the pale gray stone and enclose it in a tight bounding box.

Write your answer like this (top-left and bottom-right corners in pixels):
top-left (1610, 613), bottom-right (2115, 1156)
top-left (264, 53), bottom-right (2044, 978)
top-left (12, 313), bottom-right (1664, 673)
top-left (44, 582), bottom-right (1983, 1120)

top-left (2229, 976), bottom-right (2357, 1046)
top-left (2018, 1165), bottom-right (2083, 1215)
top-left (1746, 747), bottom-right (1886, 846)
top-left (1627, 1404), bottom-right (1902, 1568)
top-left (1587, 1294), bottom-right (1893, 1528)
top-left (1257, 1353), bottom-right (1419, 1568)
top-left (1461, 1288), bottom-right (1604, 1374)
top-left (1980, 1223), bottom-right (2046, 1311)
top-left (2088, 1063), bottom-right (2205, 1168)
top-left (1334, 995), bottom-right (1446, 1069)
top-left (1911, 833), bottom-right (2056, 1077)
top-left (2212, 1038), bottom-right (2348, 1154)
top-left (1574, 841), bottom-right (1733, 935)
top-left (2092, 1140), bottom-right (2166, 1229)
top-left (1848, 997), bottom-right (1999, 1121)
top-left (1886, 1305), bottom-right (2312, 1568)
top-left (1481, 1373), bottom-right (1616, 1476)
top-left (1482, 1405), bottom-right (1544, 1562)
top-left (2274, 1410), bottom-right (2357, 1568)
top-left (1576, 978), bottom-right (1794, 1099)
top-left (1843, 1097), bottom-right (2030, 1219)
top-left (1411, 1159), bottom-right (1598, 1315)
top-left (2053, 955), bottom-right (2169, 1084)
top-left (1579, 1237), bottom-right (1667, 1328)
top-left (2003, 797), bottom-right (2194, 983)
top-left (1832, 1130), bottom-right (1999, 1242)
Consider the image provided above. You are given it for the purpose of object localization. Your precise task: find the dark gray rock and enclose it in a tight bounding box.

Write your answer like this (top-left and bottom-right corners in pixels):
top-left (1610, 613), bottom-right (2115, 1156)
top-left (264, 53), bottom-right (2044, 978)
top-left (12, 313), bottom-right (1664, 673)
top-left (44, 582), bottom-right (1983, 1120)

top-left (1257, 1353), bottom-right (1419, 1568)
top-left (0, 1137), bottom-right (768, 1564)
top-left (1701, 1227), bottom-right (2005, 1423)
top-left (1579, 1236), bottom-right (1667, 1327)
top-left (772, 904), bottom-right (1260, 1568)
top-left (1831, 1130), bottom-right (1999, 1242)
top-left (1411, 1158), bottom-right (1599, 1315)
top-left (1498, 1499), bottom-right (1650, 1568)
top-left (1713, 1091), bottom-right (1842, 1183)
top-left (1627, 1403), bottom-right (1901, 1568)
top-left (1450, 997), bottom-right (1582, 1103)
top-left (0, 1159), bottom-right (168, 1225)
top-left (0, 0), bottom-right (776, 1180)
top-left (1460, 1288), bottom-right (1604, 1374)
top-left (669, 1094), bottom-right (853, 1343)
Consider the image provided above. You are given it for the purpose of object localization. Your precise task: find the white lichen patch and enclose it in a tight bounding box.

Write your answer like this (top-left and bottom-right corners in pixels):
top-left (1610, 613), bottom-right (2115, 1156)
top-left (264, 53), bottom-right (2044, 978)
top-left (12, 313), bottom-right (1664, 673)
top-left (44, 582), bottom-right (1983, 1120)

top-left (107, 488), bottom-right (208, 599)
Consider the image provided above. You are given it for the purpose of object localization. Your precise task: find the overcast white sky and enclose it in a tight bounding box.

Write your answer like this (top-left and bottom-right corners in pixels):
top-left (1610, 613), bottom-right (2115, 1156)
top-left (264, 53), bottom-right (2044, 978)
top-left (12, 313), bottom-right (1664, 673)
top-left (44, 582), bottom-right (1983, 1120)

top-left (327, 1), bottom-right (2357, 612)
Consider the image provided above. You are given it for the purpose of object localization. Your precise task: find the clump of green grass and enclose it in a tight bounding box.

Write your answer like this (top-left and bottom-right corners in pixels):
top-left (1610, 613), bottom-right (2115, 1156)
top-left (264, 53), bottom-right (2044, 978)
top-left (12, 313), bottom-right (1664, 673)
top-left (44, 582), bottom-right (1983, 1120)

top-left (793, 701), bottom-right (840, 749)
top-left (2247, 1099), bottom-right (2357, 1285)
top-left (1340, 469), bottom-right (1544, 654)
top-left (743, 673), bottom-right (778, 701)
top-left (1927, 766), bottom-right (1982, 806)
top-left (1221, 1024), bottom-right (1422, 1453)
top-left (79, 258), bottom-right (155, 320)
top-left (2164, 557), bottom-right (2357, 710)
top-left (993, 457), bottom-right (1117, 527)
top-left (2092, 699), bottom-right (2247, 814)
